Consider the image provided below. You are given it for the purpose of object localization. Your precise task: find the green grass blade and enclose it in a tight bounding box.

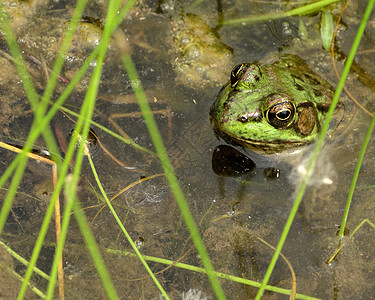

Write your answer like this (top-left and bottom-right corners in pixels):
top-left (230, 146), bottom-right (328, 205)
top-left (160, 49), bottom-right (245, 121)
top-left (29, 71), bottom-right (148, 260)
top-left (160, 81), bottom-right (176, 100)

top-left (0, 2), bottom-right (60, 158)
top-left (121, 54), bottom-right (226, 299)
top-left (58, 105), bottom-right (154, 154)
top-left (45, 180), bottom-right (74, 298)
top-left (39, 0), bottom-right (88, 117)
top-left (0, 240), bottom-right (50, 281)
top-left (338, 114), bottom-right (375, 238)
top-left (107, 249), bottom-right (321, 300)
top-left (12, 0), bottom-right (134, 297)
top-left (0, 0), bottom-right (144, 192)
top-left (16, 166), bottom-right (63, 299)
top-left (0, 5), bottom-right (39, 107)
top-left (12, 0), bottom-right (90, 296)
top-left (2, 264), bottom-right (46, 298)
top-left (255, 0), bottom-right (375, 298)
top-left (48, 0), bottom-right (129, 298)
top-left (86, 153), bottom-right (169, 299)
top-left (68, 177), bottom-right (119, 300)
top-left (0, 3), bottom-right (57, 237)
top-left (222, 0), bottom-right (339, 25)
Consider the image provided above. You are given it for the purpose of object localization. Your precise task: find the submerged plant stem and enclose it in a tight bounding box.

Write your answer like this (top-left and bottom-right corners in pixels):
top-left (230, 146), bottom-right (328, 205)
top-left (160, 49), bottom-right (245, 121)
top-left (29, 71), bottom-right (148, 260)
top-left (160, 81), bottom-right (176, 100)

top-left (87, 153), bottom-right (169, 299)
top-left (107, 249), bottom-right (320, 300)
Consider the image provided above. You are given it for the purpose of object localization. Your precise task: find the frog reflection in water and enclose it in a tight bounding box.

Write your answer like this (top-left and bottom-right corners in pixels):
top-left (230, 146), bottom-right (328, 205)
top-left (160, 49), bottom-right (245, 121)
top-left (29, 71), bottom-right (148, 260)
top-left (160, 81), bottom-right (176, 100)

top-left (210, 54), bottom-right (338, 155)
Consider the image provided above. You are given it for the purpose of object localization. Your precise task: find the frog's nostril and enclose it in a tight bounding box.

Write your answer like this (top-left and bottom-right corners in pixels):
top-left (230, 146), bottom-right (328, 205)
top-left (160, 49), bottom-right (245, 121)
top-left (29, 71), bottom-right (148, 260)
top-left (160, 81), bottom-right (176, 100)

top-left (237, 114), bottom-right (248, 123)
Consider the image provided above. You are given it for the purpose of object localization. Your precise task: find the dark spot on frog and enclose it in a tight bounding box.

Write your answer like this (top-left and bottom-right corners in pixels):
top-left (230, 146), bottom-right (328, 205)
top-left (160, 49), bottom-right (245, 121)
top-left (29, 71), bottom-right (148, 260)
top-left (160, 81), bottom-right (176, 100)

top-left (291, 74), bottom-right (301, 82)
top-left (304, 73), bottom-right (321, 86)
top-left (313, 88), bottom-right (323, 97)
top-left (291, 74), bottom-right (306, 91)
top-left (295, 83), bottom-right (304, 91)
top-left (292, 73), bottom-right (322, 90)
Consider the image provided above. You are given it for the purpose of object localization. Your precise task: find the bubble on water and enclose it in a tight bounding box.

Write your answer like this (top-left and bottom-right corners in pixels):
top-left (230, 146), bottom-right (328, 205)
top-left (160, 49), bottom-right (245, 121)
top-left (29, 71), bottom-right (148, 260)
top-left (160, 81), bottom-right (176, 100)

top-left (185, 44), bottom-right (201, 59)
top-left (282, 21), bottom-right (293, 35)
top-left (90, 59), bottom-right (97, 67)
top-left (180, 35), bottom-right (191, 45)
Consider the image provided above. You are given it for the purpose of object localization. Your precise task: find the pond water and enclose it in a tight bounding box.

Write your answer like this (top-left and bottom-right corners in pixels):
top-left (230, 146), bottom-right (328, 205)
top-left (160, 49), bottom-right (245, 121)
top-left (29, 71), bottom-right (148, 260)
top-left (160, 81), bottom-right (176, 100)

top-left (1, 0), bottom-right (375, 299)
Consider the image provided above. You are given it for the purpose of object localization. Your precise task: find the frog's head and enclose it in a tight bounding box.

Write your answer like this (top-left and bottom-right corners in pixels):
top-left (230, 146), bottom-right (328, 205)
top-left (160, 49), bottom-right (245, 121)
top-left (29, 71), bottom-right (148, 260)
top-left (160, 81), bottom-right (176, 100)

top-left (210, 62), bottom-right (331, 154)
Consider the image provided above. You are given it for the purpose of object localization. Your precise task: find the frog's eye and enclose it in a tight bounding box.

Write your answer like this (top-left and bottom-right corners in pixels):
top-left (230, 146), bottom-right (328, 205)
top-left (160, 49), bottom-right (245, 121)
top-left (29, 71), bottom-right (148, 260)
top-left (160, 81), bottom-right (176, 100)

top-left (231, 63), bottom-right (263, 88)
top-left (230, 64), bottom-right (249, 87)
top-left (266, 101), bottom-right (295, 128)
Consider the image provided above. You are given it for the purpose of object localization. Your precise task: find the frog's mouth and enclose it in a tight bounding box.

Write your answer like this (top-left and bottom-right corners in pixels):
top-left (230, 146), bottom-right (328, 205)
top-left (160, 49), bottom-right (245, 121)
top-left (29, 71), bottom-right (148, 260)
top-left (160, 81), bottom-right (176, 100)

top-left (216, 129), bottom-right (308, 154)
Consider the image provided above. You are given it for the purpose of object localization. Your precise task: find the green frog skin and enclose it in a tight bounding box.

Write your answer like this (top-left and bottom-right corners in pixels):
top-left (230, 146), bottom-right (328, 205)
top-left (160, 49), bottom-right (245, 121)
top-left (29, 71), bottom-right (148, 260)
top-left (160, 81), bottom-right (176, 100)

top-left (210, 54), bottom-right (336, 154)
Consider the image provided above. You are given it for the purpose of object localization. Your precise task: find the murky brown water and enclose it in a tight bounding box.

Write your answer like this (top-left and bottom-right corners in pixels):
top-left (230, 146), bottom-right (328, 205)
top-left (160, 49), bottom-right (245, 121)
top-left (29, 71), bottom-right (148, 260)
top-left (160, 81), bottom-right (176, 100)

top-left (1, 0), bottom-right (375, 299)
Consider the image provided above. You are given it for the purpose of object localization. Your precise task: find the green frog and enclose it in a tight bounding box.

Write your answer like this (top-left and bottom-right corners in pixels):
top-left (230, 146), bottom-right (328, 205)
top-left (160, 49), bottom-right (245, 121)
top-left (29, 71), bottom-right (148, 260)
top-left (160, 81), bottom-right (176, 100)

top-left (210, 54), bottom-right (340, 154)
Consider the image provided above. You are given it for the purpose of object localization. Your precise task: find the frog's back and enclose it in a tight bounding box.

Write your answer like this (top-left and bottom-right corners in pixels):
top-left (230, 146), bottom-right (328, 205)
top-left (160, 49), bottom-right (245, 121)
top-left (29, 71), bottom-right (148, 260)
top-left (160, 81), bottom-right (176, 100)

top-left (271, 54), bottom-right (335, 108)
